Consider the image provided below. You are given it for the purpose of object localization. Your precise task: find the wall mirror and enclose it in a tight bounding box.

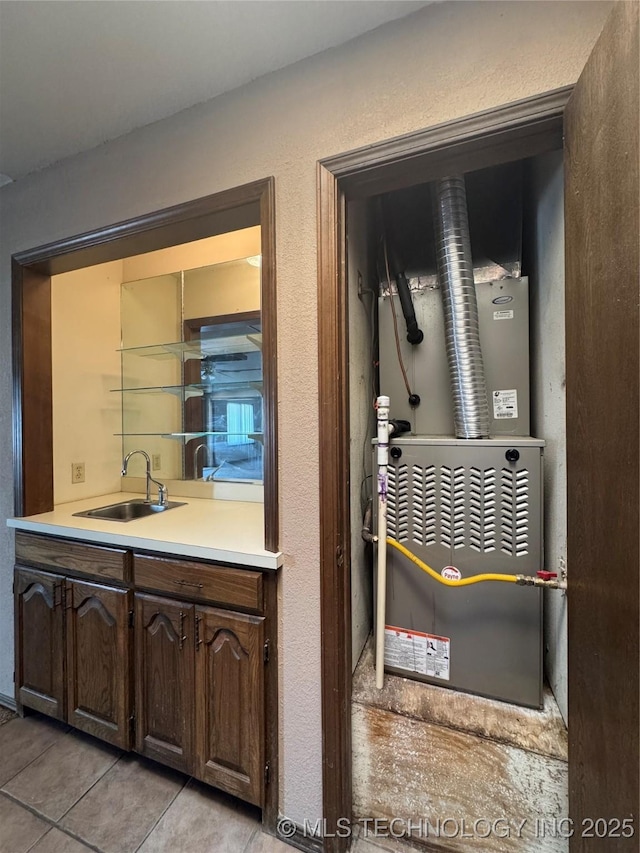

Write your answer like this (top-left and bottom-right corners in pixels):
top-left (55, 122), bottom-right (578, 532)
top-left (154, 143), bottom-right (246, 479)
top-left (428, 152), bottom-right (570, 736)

top-left (119, 254), bottom-right (263, 491)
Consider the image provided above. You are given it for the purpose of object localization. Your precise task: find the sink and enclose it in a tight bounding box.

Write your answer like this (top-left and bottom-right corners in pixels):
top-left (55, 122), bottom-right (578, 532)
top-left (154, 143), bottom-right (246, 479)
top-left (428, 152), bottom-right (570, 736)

top-left (73, 499), bottom-right (186, 522)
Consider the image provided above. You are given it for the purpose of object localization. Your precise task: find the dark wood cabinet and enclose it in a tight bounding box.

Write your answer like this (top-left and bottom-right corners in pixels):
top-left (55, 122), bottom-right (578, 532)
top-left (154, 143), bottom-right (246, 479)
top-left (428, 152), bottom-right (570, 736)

top-left (15, 564), bottom-right (131, 747)
top-left (13, 531), bottom-right (276, 817)
top-left (14, 567), bottom-right (65, 720)
top-left (135, 596), bottom-right (266, 804)
top-left (66, 578), bottom-right (131, 748)
top-left (195, 606), bottom-right (265, 806)
top-left (135, 593), bottom-right (195, 774)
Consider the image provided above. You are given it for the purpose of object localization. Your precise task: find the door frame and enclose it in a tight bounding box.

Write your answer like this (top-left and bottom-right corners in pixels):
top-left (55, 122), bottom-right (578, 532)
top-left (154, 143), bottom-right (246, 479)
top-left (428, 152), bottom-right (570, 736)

top-left (317, 87), bottom-right (572, 853)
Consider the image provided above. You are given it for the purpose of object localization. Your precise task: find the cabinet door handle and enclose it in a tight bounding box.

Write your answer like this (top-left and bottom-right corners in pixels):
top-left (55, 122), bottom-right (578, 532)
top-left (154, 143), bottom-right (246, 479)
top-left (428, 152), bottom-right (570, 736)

top-left (179, 611), bottom-right (187, 651)
top-left (195, 614), bottom-right (202, 650)
top-left (173, 579), bottom-right (204, 590)
top-left (53, 582), bottom-right (63, 609)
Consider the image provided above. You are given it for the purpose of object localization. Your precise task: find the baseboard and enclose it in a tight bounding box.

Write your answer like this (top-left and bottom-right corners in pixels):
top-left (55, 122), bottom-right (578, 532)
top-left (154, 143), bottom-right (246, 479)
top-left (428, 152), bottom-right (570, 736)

top-left (0, 692), bottom-right (17, 712)
top-left (276, 825), bottom-right (324, 853)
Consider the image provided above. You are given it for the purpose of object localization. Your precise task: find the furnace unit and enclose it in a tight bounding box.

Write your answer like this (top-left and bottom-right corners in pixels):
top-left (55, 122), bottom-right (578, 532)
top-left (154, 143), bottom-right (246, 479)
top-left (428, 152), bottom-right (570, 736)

top-left (375, 173), bottom-right (544, 708)
top-left (381, 436), bottom-right (543, 708)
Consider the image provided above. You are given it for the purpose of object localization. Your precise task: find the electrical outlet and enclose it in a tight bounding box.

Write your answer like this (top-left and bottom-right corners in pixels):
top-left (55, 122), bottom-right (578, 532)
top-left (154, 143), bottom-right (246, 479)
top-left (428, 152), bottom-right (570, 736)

top-left (71, 462), bottom-right (85, 484)
top-left (152, 454), bottom-right (161, 471)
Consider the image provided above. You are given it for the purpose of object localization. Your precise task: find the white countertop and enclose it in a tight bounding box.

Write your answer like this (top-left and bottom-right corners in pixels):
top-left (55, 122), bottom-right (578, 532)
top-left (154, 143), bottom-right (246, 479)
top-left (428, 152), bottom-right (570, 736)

top-left (7, 492), bottom-right (282, 571)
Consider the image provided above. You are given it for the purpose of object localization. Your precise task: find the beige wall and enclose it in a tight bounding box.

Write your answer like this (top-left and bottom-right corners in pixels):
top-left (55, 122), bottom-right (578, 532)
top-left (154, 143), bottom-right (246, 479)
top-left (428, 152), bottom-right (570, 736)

top-left (51, 261), bottom-right (123, 504)
top-left (122, 226), bottom-right (261, 282)
top-left (183, 260), bottom-right (260, 319)
top-left (0, 1), bottom-right (611, 825)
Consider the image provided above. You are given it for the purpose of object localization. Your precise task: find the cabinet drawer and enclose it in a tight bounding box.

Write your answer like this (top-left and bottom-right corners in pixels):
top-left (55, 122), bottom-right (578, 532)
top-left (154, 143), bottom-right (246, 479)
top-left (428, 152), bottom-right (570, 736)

top-left (15, 532), bottom-right (129, 582)
top-left (134, 555), bottom-right (263, 612)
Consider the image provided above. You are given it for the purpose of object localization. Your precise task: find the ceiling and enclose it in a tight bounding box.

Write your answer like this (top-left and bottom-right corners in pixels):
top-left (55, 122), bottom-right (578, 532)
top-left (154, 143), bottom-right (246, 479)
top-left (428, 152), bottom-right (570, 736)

top-left (0, 0), bottom-right (432, 183)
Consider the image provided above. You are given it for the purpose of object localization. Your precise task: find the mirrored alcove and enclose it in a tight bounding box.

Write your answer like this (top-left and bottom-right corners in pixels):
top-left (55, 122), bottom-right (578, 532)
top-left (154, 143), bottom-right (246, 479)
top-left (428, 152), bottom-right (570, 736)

top-left (49, 225), bottom-right (265, 508)
top-left (118, 248), bottom-right (263, 499)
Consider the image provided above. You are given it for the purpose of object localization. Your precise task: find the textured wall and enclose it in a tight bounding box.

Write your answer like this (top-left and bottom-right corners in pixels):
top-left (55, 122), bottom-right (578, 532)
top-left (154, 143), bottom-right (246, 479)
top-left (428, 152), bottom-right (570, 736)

top-left (0, 1), bottom-right (610, 824)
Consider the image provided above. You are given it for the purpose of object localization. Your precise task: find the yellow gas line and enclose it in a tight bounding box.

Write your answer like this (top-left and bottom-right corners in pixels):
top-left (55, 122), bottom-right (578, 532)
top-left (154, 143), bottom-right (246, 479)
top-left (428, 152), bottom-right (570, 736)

top-left (386, 538), bottom-right (566, 589)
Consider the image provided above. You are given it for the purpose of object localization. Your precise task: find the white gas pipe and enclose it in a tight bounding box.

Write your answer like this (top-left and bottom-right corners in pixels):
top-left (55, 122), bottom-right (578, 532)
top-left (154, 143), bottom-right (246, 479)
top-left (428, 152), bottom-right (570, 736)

top-left (375, 395), bottom-right (390, 689)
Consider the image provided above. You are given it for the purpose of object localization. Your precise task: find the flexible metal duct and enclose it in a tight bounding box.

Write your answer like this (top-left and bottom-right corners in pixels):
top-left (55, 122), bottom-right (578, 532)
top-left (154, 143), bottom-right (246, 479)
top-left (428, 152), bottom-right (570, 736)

top-left (433, 176), bottom-right (490, 438)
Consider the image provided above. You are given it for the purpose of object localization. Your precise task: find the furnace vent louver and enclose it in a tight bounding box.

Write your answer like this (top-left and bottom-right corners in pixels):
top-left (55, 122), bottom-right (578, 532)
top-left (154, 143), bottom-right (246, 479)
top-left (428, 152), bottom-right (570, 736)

top-left (500, 468), bottom-right (529, 556)
top-left (387, 455), bottom-right (535, 559)
top-left (440, 466), bottom-right (466, 550)
top-left (411, 465), bottom-right (437, 546)
top-left (469, 467), bottom-right (496, 553)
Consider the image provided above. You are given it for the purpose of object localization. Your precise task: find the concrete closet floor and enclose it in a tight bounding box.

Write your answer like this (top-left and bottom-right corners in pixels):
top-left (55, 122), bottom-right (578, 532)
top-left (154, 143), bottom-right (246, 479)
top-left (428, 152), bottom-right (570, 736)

top-left (0, 711), bottom-right (393, 853)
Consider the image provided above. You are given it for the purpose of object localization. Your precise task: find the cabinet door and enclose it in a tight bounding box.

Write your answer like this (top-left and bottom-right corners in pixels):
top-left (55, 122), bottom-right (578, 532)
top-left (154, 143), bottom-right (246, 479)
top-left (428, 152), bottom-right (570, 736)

top-left (66, 578), bottom-right (131, 748)
top-left (14, 567), bottom-right (65, 720)
top-left (135, 594), bottom-right (195, 774)
top-left (195, 606), bottom-right (265, 805)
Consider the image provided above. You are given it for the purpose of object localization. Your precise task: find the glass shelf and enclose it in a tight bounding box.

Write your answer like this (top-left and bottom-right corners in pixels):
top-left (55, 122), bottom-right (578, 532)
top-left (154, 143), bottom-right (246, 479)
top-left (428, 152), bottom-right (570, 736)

top-left (118, 292), bottom-right (264, 481)
top-left (118, 334), bottom-right (262, 362)
top-left (112, 381), bottom-right (263, 399)
top-left (116, 431), bottom-right (264, 444)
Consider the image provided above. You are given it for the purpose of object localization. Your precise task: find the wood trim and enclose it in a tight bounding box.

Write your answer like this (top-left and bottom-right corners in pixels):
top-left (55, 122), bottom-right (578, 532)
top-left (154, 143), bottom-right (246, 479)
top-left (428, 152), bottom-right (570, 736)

top-left (12, 177), bottom-right (279, 559)
top-left (14, 179), bottom-right (267, 275)
top-left (260, 178), bottom-right (279, 553)
top-left (317, 88), bottom-right (568, 853)
top-left (322, 86), bottom-right (572, 199)
top-left (317, 163), bottom-right (352, 852)
top-left (12, 260), bottom-right (53, 516)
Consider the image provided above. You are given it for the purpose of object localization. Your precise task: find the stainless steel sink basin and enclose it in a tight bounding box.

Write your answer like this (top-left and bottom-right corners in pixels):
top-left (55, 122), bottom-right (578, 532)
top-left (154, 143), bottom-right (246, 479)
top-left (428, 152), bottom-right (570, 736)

top-left (73, 499), bottom-right (186, 522)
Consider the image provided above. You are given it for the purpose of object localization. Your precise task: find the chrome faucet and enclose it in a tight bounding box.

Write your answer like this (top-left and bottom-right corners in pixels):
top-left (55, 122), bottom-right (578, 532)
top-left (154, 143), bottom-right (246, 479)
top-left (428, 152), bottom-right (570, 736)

top-left (193, 443), bottom-right (212, 479)
top-left (121, 450), bottom-right (167, 506)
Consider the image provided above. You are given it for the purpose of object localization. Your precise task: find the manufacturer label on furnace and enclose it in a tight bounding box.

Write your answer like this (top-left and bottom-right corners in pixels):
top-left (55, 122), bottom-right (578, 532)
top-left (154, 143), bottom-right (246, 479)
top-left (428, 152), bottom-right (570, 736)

top-left (441, 566), bottom-right (462, 581)
top-left (493, 309), bottom-right (514, 320)
top-left (384, 625), bottom-right (450, 681)
top-left (492, 389), bottom-right (519, 419)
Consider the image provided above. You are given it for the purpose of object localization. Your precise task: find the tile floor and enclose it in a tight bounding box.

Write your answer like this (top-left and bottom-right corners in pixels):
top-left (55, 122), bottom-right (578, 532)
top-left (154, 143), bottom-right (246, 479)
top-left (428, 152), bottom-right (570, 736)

top-left (0, 713), bottom-right (291, 853)
top-left (0, 712), bottom-right (405, 853)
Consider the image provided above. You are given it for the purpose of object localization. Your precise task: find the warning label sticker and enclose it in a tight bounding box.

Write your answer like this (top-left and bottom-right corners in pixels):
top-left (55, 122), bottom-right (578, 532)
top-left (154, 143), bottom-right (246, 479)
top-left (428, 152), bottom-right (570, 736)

top-left (384, 625), bottom-right (450, 681)
top-left (492, 388), bottom-right (519, 419)
top-left (493, 309), bottom-right (514, 320)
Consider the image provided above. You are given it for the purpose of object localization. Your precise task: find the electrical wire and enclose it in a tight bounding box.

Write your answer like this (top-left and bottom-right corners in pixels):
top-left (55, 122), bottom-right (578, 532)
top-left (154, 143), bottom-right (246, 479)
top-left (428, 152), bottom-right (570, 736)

top-left (382, 234), bottom-right (413, 399)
